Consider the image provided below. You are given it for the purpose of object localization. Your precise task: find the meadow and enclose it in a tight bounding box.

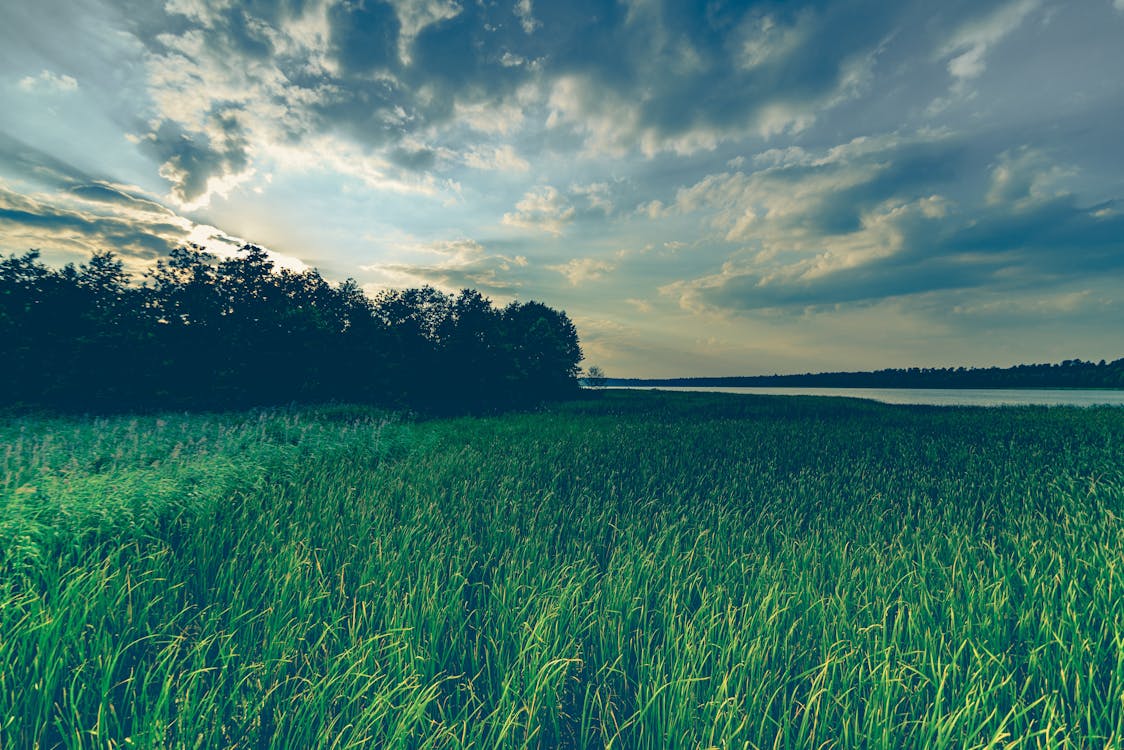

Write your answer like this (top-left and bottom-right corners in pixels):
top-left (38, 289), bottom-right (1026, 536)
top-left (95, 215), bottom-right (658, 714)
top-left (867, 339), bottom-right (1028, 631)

top-left (2, 391), bottom-right (1123, 748)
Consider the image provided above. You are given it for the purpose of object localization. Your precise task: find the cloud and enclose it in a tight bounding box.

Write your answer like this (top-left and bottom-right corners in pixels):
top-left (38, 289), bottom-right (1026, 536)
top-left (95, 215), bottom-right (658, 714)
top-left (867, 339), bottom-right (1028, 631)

top-left (0, 136), bottom-right (183, 261)
top-left (986, 146), bottom-right (1074, 208)
top-left (571, 182), bottom-right (614, 214)
top-left (514, 0), bottom-right (541, 34)
top-left (548, 257), bottom-right (616, 285)
top-left (463, 144), bottom-right (530, 172)
top-left (182, 223), bottom-right (308, 272)
top-left (656, 130), bottom-right (1124, 314)
top-left (23, 0), bottom-right (905, 217)
top-left (361, 237), bottom-right (528, 293)
top-left (0, 184), bottom-right (185, 261)
top-left (142, 117), bottom-right (254, 209)
top-left (662, 132), bottom-right (932, 244)
top-left (386, 0), bottom-right (462, 64)
top-left (737, 13), bottom-right (809, 71)
top-left (939, 0), bottom-right (1042, 82)
top-left (453, 97), bottom-right (527, 135)
top-left (139, 1), bottom-right (425, 201)
top-left (68, 183), bottom-right (171, 213)
top-left (0, 179), bottom-right (308, 273)
top-left (17, 70), bottom-right (78, 94)
top-left (625, 297), bottom-right (654, 314)
top-left (502, 186), bottom-right (575, 236)
top-left (538, 2), bottom-right (891, 156)
top-left (130, 0), bottom-right (543, 206)
top-left (0, 139), bottom-right (305, 272)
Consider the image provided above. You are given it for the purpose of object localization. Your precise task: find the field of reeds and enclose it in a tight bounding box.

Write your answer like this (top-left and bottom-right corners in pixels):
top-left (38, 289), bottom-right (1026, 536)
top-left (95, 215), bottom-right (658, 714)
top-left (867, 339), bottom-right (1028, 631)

top-left (2, 390), bottom-right (1123, 748)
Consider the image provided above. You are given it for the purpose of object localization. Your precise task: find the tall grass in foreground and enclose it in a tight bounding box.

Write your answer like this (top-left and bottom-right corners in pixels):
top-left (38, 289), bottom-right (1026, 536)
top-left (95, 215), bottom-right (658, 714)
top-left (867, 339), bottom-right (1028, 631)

top-left (2, 391), bottom-right (1123, 748)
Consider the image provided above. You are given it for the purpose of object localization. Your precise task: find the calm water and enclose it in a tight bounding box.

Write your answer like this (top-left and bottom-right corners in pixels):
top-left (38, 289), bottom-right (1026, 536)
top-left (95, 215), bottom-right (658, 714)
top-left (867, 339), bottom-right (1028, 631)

top-left (610, 386), bottom-right (1124, 407)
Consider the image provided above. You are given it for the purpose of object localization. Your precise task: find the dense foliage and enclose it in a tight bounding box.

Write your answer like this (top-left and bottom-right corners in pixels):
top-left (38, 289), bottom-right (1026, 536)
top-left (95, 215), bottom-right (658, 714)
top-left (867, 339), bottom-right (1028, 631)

top-left (2, 392), bottom-right (1123, 748)
top-left (0, 248), bottom-right (582, 411)
top-left (610, 357), bottom-right (1124, 389)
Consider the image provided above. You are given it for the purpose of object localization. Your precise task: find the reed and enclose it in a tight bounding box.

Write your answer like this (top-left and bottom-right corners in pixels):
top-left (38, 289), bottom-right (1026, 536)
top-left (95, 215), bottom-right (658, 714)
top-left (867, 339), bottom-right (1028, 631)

top-left (2, 391), bottom-right (1122, 748)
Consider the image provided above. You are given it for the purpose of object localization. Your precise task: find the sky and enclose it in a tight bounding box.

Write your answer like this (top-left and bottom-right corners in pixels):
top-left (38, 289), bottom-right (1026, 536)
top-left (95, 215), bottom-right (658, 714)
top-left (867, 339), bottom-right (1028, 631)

top-left (2, 0), bottom-right (1123, 377)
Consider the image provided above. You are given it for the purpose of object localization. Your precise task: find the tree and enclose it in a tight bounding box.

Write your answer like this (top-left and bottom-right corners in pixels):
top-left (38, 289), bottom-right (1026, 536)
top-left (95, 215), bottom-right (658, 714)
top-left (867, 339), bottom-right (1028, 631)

top-left (500, 301), bottom-right (583, 403)
top-left (0, 246), bottom-right (588, 412)
top-left (584, 365), bottom-right (607, 389)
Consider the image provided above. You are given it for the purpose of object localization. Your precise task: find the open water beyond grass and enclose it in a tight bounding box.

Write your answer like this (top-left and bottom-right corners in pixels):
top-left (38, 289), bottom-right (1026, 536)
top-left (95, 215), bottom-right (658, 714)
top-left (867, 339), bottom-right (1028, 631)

top-left (2, 391), bottom-right (1123, 748)
top-left (610, 385), bottom-right (1124, 407)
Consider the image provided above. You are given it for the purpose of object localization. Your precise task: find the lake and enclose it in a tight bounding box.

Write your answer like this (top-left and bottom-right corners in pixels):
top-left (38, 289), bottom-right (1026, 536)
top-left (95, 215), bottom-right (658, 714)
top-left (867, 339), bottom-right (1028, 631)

top-left (608, 386), bottom-right (1124, 407)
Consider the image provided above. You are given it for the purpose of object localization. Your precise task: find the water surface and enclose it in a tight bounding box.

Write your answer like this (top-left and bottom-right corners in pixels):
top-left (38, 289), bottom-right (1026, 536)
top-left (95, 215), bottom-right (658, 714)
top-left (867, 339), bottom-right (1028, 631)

top-left (609, 386), bottom-right (1124, 407)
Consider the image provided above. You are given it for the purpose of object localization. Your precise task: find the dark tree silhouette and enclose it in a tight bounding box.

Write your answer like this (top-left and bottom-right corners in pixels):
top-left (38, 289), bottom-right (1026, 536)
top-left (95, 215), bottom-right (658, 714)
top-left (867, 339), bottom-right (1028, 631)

top-left (0, 246), bottom-right (585, 412)
top-left (500, 301), bottom-right (583, 404)
top-left (608, 359), bottom-right (1124, 390)
top-left (583, 365), bottom-right (607, 389)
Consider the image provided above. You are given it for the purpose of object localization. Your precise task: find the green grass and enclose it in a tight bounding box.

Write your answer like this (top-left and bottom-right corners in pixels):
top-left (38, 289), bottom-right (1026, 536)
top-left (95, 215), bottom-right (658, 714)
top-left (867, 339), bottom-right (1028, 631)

top-left (2, 391), bottom-right (1123, 748)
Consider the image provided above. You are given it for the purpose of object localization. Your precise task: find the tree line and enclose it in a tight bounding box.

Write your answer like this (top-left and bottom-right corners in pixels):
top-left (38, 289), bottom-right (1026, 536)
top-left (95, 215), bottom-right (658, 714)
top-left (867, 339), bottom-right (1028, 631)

top-left (607, 359), bottom-right (1124, 390)
top-left (0, 246), bottom-right (584, 411)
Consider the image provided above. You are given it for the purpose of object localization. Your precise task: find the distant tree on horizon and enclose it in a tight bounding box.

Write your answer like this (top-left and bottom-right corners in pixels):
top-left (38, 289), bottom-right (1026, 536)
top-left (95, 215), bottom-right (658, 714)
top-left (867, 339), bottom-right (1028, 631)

top-left (584, 365), bottom-right (607, 388)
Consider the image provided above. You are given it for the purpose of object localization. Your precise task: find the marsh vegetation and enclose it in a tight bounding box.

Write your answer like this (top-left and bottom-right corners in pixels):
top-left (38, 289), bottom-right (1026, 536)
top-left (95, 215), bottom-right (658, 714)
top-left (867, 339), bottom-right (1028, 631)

top-left (2, 391), bottom-right (1123, 748)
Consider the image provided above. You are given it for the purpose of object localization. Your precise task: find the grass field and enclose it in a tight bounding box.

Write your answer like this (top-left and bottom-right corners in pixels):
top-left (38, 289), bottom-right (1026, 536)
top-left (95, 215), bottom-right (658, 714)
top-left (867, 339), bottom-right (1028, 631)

top-left (2, 391), bottom-right (1123, 748)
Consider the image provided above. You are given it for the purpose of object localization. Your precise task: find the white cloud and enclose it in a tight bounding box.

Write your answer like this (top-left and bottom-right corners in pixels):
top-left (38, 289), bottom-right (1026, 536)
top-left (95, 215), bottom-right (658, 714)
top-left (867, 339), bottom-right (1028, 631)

top-left (543, 36), bottom-right (873, 159)
top-left (626, 298), bottom-right (654, 314)
top-left (571, 182), bottom-right (613, 213)
top-left (950, 289), bottom-right (1095, 317)
top-left (514, 0), bottom-right (541, 34)
top-left (387, 0), bottom-right (463, 63)
top-left (548, 257), bottom-right (616, 285)
top-left (454, 96), bottom-right (529, 135)
top-left (648, 132), bottom-right (977, 315)
top-left (183, 224), bottom-right (308, 271)
top-left (502, 185), bottom-right (575, 236)
top-left (0, 175), bottom-right (312, 275)
top-left (940, 0), bottom-right (1042, 82)
top-left (737, 13), bottom-right (809, 71)
top-left (986, 147), bottom-right (1075, 208)
top-left (18, 70), bottom-right (78, 94)
top-left (636, 199), bottom-right (667, 219)
top-left (163, 0), bottom-right (229, 25)
top-left (360, 237), bottom-right (527, 293)
top-left (262, 133), bottom-right (456, 199)
top-left (463, 144), bottom-right (530, 172)
top-left (161, 162), bottom-right (257, 211)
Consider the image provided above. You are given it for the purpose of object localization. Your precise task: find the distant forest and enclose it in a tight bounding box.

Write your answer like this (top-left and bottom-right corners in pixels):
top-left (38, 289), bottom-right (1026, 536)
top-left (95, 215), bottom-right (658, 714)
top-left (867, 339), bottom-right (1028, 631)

top-left (0, 247), bottom-right (583, 411)
top-left (607, 359), bottom-right (1124, 390)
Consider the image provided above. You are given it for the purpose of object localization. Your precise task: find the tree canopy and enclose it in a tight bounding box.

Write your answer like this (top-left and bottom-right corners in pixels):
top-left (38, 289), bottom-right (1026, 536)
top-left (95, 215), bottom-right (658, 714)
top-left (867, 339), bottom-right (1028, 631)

top-left (0, 247), bottom-right (584, 411)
